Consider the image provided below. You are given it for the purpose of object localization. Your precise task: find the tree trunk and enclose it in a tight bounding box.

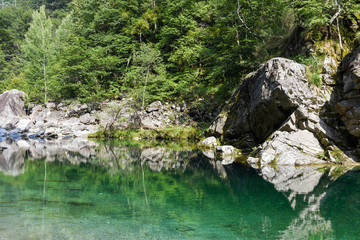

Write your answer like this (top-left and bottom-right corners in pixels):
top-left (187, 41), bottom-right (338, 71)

top-left (330, 0), bottom-right (343, 49)
top-left (142, 66), bottom-right (150, 110)
top-left (236, 0), bottom-right (264, 44)
top-left (336, 17), bottom-right (343, 49)
top-left (43, 52), bottom-right (47, 103)
top-left (40, 21), bottom-right (47, 103)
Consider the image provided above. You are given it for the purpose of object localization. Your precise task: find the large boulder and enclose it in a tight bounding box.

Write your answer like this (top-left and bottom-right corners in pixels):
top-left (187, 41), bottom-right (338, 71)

top-left (0, 90), bottom-right (27, 126)
top-left (208, 57), bottom-right (357, 165)
top-left (209, 58), bottom-right (322, 149)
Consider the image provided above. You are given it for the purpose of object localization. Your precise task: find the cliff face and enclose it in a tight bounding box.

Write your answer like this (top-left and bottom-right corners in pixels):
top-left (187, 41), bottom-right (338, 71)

top-left (335, 48), bottom-right (360, 155)
top-left (208, 54), bottom-right (360, 165)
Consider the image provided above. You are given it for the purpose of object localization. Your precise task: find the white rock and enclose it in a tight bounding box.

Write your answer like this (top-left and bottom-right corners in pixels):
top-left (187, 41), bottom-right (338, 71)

top-left (200, 136), bottom-right (218, 148)
top-left (215, 145), bottom-right (235, 155)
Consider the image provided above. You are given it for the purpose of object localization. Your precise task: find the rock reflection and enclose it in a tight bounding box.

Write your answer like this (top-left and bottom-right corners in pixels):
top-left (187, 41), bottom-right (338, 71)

top-left (201, 150), bottom-right (357, 240)
top-left (0, 140), bottom-right (26, 176)
top-left (251, 164), bottom-right (357, 240)
top-left (0, 139), bottom-right (207, 176)
top-left (0, 140), bottom-right (356, 239)
top-left (141, 147), bottom-right (189, 172)
top-left (0, 138), bottom-right (100, 176)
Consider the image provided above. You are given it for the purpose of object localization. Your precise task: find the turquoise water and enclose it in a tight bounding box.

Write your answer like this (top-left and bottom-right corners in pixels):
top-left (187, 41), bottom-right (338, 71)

top-left (0, 140), bottom-right (358, 239)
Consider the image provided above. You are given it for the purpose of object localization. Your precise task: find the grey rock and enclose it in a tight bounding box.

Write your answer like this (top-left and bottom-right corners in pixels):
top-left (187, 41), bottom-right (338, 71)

top-left (333, 48), bottom-right (360, 156)
top-left (247, 156), bottom-right (259, 165)
top-left (323, 55), bottom-right (337, 75)
top-left (220, 156), bottom-right (235, 165)
top-left (199, 136), bottom-right (218, 148)
top-left (79, 113), bottom-right (94, 124)
top-left (146, 101), bottom-right (163, 113)
top-left (202, 150), bottom-right (215, 159)
top-left (16, 118), bottom-right (34, 130)
top-left (0, 89), bottom-right (26, 126)
top-left (215, 145), bottom-right (235, 155)
top-left (209, 58), bottom-right (316, 148)
top-left (0, 89), bottom-right (26, 117)
top-left (258, 130), bottom-right (326, 166)
top-left (141, 115), bottom-right (163, 129)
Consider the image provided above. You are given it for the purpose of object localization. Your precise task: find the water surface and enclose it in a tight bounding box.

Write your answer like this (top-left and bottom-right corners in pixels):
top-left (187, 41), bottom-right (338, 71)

top-left (0, 139), bottom-right (358, 239)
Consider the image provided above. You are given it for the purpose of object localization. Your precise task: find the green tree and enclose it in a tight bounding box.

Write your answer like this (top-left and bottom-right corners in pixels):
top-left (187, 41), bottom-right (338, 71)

top-left (22, 5), bottom-right (54, 103)
top-left (126, 43), bottom-right (166, 109)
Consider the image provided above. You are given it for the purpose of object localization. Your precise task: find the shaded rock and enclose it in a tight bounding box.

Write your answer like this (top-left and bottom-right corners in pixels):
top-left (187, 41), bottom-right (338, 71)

top-left (4, 123), bottom-right (15, 131)
top-left (65, 103), bottom-right (91, 117)
top-left (0, 127), bottom-right (6, 137)
top-left (334, 48), bottom-right (360, 157)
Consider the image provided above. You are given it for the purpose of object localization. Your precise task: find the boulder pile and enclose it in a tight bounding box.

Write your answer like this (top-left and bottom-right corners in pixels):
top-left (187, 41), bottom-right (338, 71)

top-left (206, 56), bottom-right (360, 166)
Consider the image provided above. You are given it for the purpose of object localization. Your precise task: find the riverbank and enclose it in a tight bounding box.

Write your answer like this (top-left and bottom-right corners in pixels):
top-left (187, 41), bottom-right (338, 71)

top-left (89, 126), bottom-right (203, 141)
top-left (0, 90), bottom-right (205, 142)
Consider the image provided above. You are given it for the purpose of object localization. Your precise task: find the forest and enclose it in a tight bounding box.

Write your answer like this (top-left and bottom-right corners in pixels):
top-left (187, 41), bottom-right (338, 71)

top-left (0, 0), bottom-right (359, 112)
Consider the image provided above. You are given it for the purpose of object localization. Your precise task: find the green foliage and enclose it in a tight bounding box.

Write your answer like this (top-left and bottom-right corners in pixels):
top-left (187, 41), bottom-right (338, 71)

top-left (294, 54), bottom-right (323, 87)
top-left (0, 0), bottom-right (358, 114)
top-left (124, 43), bottom-right (172, 107)
top-left (90, 126), bottom-right (203, 141)
top-left (22, 5), bottom-right (55, 103)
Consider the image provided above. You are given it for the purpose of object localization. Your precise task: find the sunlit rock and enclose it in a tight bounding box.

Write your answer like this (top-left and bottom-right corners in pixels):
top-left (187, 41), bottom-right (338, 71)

top-left (199, 136), bottom-right (218, 149)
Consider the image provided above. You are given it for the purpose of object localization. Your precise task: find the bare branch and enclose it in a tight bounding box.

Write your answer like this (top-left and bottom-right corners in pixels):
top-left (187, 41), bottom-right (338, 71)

top-left (330, 0), bottom-right (343, 49)
top-left (236, 0), bottom-right (264, 43)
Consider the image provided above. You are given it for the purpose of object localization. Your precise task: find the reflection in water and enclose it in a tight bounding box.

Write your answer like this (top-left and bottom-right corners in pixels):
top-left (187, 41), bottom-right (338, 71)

top-left (250, 164), bottom-right (359, 240)
top-left (0, 138), bottom-right (99, 176)
top-left (0, 140), bottom-right (357, 239)
top-left (257, 165), bottom-right (335, 240)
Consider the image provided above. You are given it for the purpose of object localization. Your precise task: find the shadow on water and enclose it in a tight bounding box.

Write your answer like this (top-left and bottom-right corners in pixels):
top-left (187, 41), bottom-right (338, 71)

top-left (0, 138), bottom-right (358, 239)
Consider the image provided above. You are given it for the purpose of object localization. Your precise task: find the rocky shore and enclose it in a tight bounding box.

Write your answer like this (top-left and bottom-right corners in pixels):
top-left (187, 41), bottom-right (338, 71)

top-left (0, 89), bottom-right (195, 141)
top-left (2, 48), bottom-right (360, 168)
